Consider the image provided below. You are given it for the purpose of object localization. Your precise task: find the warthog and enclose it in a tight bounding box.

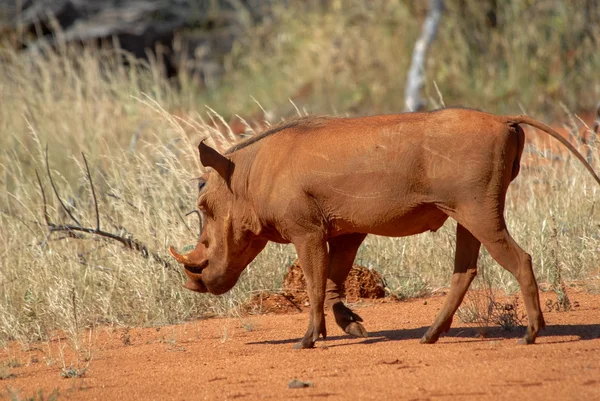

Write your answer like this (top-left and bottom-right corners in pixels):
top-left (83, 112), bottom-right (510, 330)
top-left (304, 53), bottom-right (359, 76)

top-left (170, 108), bottom-right (600, 349)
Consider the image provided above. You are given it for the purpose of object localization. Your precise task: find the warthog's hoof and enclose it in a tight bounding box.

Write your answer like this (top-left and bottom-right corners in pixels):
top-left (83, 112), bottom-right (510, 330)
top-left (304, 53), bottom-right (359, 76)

top-left (332, 302), bottom-right (368, 337)
top-left (420, 333), bottom-right (439, 344)
top-left (293, 339), bottom-right (316, 350)
top-left (294, 322), bottom-right (326, 350)
top-left (517, 336), bottom-right (535, 345)
top-left (421, 319), bottom-right (451, 344)
top-left (344, 322), bottom-right (368, 338)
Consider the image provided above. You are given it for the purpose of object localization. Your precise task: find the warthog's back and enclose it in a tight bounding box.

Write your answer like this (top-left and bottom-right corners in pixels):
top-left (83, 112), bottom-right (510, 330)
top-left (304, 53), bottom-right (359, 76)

top-left (245, 108), bottom-right (519, 238)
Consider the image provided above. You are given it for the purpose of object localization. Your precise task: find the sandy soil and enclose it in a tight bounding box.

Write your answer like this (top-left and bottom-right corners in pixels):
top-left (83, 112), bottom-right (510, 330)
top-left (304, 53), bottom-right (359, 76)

top-left (2, 290), bottom-right (599, 401)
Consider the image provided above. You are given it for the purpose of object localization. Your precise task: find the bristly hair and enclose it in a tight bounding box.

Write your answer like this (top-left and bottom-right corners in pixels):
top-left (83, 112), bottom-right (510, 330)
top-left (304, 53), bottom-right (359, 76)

top-left (225, 115), bottom-right (332, 155)
top-left (431, 105), bottom-right (483, 113)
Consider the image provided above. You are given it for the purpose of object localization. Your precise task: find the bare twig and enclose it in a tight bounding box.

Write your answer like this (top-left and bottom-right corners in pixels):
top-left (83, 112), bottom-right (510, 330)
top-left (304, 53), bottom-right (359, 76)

top-left (35, 169), bottom-right (50, 226)
top-left (82, 153), bottom-right (100, 231)
top-left (38, 151), bottom-right (176, 270)
top-left (45, 145), bottom-right (82, 227)
top-left (281, 293), bottom-right (303, 312)
top-left (185, 209), bottom-right (203, 240)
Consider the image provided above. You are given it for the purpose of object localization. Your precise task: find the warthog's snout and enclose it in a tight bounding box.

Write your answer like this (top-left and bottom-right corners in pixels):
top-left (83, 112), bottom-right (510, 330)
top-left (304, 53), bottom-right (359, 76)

top-left (168, 246), bottom-right (208, 293)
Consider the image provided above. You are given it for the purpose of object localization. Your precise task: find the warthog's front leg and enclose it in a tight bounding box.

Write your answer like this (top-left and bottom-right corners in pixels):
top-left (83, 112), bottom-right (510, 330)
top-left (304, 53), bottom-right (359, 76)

top-left (326, 233), bottom-right (368, 338)
top-left (293, 236), bottom-right (329, 349)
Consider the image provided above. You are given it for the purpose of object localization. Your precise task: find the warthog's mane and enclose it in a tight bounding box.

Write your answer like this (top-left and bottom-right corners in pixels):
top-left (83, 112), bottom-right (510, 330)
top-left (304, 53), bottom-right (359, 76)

top-left (225, 115), bottom-right (333, 155)
top-left (223, 108), bottom-right (481, 156)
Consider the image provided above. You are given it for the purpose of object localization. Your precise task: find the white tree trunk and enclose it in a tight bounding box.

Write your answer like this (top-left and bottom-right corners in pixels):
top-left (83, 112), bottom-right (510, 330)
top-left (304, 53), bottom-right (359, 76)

top-left (404, 0), bottom-right (444, 112)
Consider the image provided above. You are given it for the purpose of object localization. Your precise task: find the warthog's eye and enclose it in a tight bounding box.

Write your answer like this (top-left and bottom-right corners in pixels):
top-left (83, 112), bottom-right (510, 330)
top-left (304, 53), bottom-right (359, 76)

top-left (197, 178), bottom-right (206, 192)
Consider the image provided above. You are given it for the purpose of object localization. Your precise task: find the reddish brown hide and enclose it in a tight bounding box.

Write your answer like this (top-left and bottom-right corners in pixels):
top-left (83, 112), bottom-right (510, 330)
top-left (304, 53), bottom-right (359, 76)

top-left (170, 108), bottom-right (600, 349)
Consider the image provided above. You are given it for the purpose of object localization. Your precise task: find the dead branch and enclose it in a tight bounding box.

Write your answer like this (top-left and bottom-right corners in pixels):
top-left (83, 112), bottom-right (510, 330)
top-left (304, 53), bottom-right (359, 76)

top-left (35, 169), bottom-right (50, 226)
top-left (82, 153), bottom-right (100, 231)
top-left (37, 151), bottom-right (176, 270)
top-left (45, 145), bottom-right (82, 227)
top-left (281, 293), bottom-right (303, 312)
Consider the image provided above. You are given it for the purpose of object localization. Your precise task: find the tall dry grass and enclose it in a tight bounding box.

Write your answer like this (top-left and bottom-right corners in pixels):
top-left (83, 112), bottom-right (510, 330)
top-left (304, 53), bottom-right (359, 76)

top-left (0, 45), bottom-right (296, 345)
top-left (1, 0), bottom-right (600, 346)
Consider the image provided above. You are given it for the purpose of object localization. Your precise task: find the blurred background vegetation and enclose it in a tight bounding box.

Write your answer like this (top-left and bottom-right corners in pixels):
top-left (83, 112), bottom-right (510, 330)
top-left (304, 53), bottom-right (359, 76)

top-left (2, 0), bottom-right (599, 118)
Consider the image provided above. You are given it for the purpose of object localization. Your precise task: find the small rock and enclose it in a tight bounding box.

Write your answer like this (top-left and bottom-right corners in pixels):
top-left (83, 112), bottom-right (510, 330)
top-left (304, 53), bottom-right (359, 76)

top-left (288, 379), bottom-right (313, 389)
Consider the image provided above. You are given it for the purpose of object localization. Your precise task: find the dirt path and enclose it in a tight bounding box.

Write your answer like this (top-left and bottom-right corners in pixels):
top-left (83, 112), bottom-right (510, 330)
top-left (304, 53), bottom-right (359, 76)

top-left (2, 291), bottom-right (600, 401)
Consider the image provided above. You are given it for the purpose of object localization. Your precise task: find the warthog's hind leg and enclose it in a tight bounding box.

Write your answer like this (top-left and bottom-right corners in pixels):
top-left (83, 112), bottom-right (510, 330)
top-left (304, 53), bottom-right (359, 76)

top-left (450, 208), bottom-right (545, 345)
top-left (326, 233), bottom-right (368, 338)
top-left (479, 229), bottom-right (545, 344)
top-left (421, 224), bottom-right (481, 344)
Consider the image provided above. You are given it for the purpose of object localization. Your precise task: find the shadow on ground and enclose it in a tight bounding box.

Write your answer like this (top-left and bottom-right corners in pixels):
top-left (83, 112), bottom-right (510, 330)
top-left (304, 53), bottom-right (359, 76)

top-left (247, 324), bottom-right (600, 346)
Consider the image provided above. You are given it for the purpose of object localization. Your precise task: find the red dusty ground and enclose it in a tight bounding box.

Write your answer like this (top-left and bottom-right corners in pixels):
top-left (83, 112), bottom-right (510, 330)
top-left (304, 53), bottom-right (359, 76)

top-left (2, 290), bottom-right (600, 401)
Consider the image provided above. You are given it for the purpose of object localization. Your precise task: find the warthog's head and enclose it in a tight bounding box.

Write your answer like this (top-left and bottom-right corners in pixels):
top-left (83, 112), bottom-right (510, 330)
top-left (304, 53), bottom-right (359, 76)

top-left (169, 142), bottom-right (267, 295)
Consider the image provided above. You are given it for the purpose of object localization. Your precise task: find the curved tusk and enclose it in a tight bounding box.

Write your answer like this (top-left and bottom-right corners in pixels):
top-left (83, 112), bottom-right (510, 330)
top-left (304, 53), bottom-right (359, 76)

top-left (168, 246), bottom-right (189, 264)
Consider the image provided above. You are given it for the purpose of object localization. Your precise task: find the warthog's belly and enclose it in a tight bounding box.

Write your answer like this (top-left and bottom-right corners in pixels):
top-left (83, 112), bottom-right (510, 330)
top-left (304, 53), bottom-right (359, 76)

top-left (330, 203), bottom-right (449, 238)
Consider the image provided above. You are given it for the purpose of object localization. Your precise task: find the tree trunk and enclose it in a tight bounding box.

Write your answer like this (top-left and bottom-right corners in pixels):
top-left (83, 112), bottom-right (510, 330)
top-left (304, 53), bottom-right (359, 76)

top-left (404, 0), bottom-right (444, 112)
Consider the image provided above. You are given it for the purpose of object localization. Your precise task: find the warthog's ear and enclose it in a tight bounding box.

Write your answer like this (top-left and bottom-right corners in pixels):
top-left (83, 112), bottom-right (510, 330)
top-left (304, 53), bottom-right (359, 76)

top-left (198, 140), bottom-right (233, 183)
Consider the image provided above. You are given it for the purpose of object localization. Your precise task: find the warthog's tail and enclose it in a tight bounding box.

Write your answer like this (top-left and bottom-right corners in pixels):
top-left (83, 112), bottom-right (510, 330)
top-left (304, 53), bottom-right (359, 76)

top-left (504, 115), bottom-right (600, 187)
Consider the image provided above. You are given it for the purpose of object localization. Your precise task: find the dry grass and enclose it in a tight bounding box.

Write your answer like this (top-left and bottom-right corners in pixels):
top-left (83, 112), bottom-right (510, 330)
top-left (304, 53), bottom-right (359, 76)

top-left (1, 1), bottom-right (600, 347)
top-left (0, 44), bottom-right (295, 345)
